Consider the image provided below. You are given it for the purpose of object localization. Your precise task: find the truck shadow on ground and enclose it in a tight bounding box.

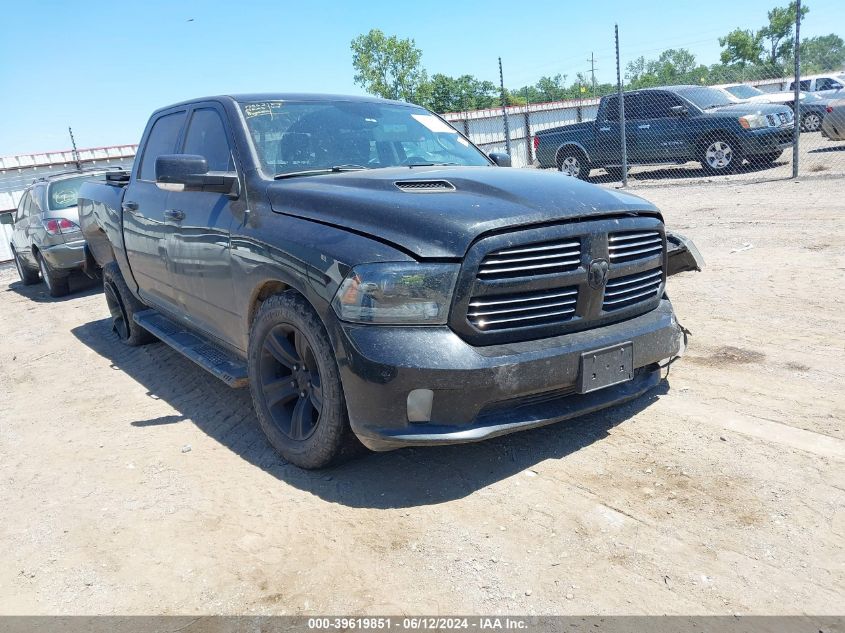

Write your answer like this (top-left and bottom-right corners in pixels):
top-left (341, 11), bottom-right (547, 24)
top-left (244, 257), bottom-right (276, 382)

top-left (72, 317), bottom-right (668, 509)
top-left (5, 272), bottom-right (102, 303)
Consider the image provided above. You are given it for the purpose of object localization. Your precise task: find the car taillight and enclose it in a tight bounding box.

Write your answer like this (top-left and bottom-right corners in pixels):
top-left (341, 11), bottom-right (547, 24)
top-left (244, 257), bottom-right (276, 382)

top-left (533, 135), bottom-right (540, 150)
top-left (43, 218), bottom-right (80, 235)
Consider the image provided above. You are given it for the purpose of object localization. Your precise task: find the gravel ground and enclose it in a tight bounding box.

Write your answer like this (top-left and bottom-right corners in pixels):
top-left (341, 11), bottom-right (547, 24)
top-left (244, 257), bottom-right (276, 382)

top-left (0, 177), bottom-right (843, 615)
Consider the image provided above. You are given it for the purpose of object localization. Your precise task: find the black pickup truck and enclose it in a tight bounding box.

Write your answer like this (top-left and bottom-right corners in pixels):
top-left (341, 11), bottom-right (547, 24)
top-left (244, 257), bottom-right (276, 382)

top-left (535, 86), bottom-right (795, 178)
top-left (79, 93), bottom-right (702, 468)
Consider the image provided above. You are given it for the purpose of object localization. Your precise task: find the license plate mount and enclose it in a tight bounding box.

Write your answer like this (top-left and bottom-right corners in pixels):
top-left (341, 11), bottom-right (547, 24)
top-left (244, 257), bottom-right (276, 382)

top-left (577, 342), bottom-right (634, 394)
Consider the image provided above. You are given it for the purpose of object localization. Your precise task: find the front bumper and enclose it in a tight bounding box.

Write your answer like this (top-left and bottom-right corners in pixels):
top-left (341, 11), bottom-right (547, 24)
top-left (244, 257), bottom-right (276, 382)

top-left (40, 238), bottom-right (86, 271)
top-left (740, 126), bottom-right (794, 155)
top-left (333, 299), bottom-right (682, 451)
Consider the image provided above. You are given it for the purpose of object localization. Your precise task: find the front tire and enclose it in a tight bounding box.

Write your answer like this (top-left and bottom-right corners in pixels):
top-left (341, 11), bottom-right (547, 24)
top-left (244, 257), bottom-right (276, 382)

top-left (700, 137), bottom-right (742, 174)
top-left (12, 248), bottom-right (40, 285)
top-left (102, 262), bottom-right (155, 346)
top-left (248, 291), bottom-right (359, 469)
top-left (37, 252), bottom-right (70, 297)
top-left (556, 147), bottom-right (590, 179)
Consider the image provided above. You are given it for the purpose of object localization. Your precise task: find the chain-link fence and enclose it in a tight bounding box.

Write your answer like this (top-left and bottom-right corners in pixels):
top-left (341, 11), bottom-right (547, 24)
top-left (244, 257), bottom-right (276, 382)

top-left (442, 22), bottom-right (845, 186)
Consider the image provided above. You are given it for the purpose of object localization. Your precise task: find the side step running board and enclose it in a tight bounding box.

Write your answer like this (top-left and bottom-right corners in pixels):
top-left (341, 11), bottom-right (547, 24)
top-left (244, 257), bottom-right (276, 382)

top-left (134, 310), bottom-right (248, 388)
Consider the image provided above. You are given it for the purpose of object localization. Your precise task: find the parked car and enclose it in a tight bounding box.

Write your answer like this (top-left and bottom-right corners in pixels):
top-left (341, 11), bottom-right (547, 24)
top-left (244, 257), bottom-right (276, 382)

top-left (718, 83), bottom-right (804, 106)
top-left (78, 93), bottom-right (702, 468)
top-left (1, 169), bottom-right (111, 296)
top-left (788, 74), bottom-right (845, 98)
top-left (534, 86), bottom-right (795, 178)
top-left (820, 98), bottom-right (845, 141)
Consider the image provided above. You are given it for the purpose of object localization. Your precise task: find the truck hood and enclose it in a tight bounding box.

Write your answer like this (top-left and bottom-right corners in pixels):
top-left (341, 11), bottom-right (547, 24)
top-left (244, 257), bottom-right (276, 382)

top-left (267, 166), bottom-right (660, 258)
top-left (702, 102), bottom-right (791, 116)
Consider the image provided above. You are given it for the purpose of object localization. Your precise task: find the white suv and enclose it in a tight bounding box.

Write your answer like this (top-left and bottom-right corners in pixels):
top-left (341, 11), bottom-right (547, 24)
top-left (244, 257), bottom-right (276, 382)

top-left (789, 74), bottom-right (845, 98)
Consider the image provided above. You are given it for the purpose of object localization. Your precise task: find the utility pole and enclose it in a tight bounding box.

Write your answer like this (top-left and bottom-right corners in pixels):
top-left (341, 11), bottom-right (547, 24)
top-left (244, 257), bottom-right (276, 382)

top-left (588, 52), bottom-right (597, 96)
top-left (792, 0), bottom-right (801, 178)
top-left (615, 25), bottom-right (628, 187)
top-left (498, 57), bottom-right (512, 156)
top-left (68, 127), bottom-right (82, 171)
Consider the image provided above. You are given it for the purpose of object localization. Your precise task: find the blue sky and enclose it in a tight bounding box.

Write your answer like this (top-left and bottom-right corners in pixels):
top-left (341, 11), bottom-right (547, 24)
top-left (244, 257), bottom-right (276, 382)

top-left (0, 0), bottom-right (841, 156)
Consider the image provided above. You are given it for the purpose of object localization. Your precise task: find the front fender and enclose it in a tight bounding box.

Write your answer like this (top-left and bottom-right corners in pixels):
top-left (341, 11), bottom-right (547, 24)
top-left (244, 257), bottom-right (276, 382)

top-left (666, 232), bottom-right (704, 276)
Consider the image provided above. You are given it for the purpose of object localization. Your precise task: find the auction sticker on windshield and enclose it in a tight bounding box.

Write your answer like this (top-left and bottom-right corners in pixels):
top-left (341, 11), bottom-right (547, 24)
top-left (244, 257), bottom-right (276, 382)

top-left (412, 113), bottom-right (457, 134)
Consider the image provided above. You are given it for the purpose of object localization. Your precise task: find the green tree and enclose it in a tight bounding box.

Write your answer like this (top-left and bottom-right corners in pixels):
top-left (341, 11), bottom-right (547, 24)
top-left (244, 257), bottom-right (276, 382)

top-left (759, 1), bottom-right (809, 66)
top-left (350, 29), bottom-right (429, 102)
top-left (719, 29), bottom-right (764, 66)
top-left (426, 74), bottom-right (497, 113)
top-left (626, 49), bottom-right (704, 88)
top-left (800, 34), bottom-right (845, 72)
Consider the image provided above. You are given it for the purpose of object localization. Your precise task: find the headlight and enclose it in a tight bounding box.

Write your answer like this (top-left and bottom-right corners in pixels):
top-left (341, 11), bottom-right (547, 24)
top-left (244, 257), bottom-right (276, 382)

top-left (738, 113), bottom-right (768, 129)
top-left (332, 263), bottom-right (459, 324)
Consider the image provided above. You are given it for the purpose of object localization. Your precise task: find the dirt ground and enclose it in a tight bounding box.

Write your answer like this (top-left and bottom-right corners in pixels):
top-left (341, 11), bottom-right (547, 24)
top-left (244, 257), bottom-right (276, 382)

top-left (0, 177), bottom-right (843, 616)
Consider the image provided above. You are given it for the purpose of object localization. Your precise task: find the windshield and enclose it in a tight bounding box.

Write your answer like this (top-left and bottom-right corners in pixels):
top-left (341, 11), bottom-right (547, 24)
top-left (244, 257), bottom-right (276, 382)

top-left (239, 100), bottom-right (491, 176)
top-left (725, 85), bottom-right (764, 99)
top-left (47, 174), bottom-right (106, 210)
top-left (673, 87), bottom-right (736, 110)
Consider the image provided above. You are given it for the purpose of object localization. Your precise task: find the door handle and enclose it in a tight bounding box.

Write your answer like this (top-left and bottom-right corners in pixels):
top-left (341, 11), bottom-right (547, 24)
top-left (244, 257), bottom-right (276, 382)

top-left (638, 124), bottom-right (651, 130)
top-left (122, 201), bottom-right (139, 212)
top-left (164, 209), bottom-right (185, 221)
top-left (599, 127), bottom-right (611, 132)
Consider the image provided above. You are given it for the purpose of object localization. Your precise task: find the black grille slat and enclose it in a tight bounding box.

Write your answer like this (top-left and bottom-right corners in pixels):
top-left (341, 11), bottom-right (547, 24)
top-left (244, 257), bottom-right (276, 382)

top-left (603, 268), bottom-right (662, 311)
top-left (608, 231), bottom-right (663, 263)
top-left (478, 239), bottom-right (581, 280)
top-left (468, 286), bottom-right (578, 330)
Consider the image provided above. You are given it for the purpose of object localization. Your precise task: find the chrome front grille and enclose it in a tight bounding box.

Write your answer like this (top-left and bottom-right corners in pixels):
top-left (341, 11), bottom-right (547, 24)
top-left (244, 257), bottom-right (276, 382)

top-left (467, 286), bottom-right (578, 331)
top-left (477, 238), bottom-right (581, 280)
top-left (608, 231), bottom-right (662, 263)
top-left (602, 268), bottom-right (663, 311)
top-left (453, 217), bottom-right (665, 345)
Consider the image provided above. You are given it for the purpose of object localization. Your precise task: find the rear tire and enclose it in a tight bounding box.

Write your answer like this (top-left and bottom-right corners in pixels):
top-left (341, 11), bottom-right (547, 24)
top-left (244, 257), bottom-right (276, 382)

top-left (802, 112), bottom-right (822, 132)
top-left (12, 248), bottom-right (40, 285)
top-left (102, 262), bottom-right (155, 346)
top-left (248, 290), bottom-right (361, 469)
top-left (556, 147), bottom-right (590, 179)
top-left (37, 252), bottom-right (70, 297)
top-left (700, 136), bottom-right (742, 174)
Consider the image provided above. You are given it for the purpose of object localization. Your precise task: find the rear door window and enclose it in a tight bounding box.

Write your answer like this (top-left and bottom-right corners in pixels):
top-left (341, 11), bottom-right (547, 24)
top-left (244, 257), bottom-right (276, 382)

top-left (623, 93), bottom-right (645, 120)
top-left (139, 111), bottom-right (187, 181)
top-left (182, 108), bottom-right (234, 172)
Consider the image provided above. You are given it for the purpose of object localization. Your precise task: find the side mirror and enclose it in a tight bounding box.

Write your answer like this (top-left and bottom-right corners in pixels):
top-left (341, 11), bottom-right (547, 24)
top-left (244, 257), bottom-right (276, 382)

top-left (670, 105), bottom-right (689, 117)
top-left (489, 152), bottom-right (512, 167)
top-left (155, 154), bottom-right (239, 197)
top-left (0, 213), bottom-right (13, 225)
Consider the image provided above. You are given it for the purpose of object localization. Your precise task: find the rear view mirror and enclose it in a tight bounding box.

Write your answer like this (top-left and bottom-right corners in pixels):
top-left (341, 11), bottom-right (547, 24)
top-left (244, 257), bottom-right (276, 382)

top-left (489, 152), bottom-right (512, 167)
top-left (670, 105), bottom-right (689, 117)
top-left (155, 154), bottom-right (239, 197)
top-left (0, 213), bottom-right (13, 225)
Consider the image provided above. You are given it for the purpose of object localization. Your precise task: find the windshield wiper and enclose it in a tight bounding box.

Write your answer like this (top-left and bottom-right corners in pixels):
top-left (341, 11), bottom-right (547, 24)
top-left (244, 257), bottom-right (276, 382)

top-left (274, 165), bottom-right (368, 180)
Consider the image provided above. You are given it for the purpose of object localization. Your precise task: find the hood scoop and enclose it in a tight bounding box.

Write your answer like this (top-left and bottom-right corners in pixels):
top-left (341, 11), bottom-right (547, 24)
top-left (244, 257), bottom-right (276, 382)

top-left (394, 179), bottom-right (456, 193)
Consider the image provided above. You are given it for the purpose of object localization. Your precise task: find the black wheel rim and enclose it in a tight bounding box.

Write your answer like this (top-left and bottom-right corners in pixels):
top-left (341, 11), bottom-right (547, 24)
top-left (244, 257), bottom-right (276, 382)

top-left (104, 281), bottom-right (130, 340)
top-left (259, 323), bottom-right (323, 441)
